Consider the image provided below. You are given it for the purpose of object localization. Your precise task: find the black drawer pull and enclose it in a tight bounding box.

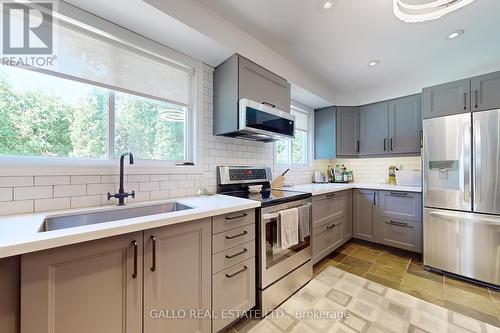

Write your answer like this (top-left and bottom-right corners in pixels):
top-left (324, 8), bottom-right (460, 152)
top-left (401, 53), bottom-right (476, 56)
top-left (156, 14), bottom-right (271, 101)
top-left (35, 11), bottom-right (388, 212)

top-left (225, 213), bottom-right (248, 221)
top-left (326, 193), bottom-right (336, 198)
top-left (151, 236), bottom-right (157, 272)
top-left (390, 192), bottom-right (408, 196)
top-left (132, 240), bottom-right (138, 279)
top-left (226, 265), bottom-right (248, 278)
top-left (326, 223), bottom-right (336, 229)
top-left (386, 221), bottom-right (413, 228)
top-left (225, 230), bottom-right (248, 240)
top-left (225, 248), bottom-right (248, 259)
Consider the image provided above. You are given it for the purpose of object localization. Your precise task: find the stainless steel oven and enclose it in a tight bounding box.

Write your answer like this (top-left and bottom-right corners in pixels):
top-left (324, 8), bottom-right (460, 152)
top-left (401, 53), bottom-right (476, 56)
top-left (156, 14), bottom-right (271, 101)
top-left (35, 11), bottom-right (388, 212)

top-left (258, 198), bottom-right (313, 313)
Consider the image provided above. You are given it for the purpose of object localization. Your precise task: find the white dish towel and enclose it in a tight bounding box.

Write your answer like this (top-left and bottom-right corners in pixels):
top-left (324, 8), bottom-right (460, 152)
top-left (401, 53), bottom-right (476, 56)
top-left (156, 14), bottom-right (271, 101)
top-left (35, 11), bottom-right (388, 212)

top-left (278, 208), bottom-right (299, 250)
top-left (297, 204), bottom-right (310, 242)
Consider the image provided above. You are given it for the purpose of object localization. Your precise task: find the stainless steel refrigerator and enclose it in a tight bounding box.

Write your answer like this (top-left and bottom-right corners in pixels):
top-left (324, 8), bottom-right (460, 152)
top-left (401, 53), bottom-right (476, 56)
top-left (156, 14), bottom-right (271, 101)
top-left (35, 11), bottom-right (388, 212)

top-left (423, 110), bottom-right (500, 286)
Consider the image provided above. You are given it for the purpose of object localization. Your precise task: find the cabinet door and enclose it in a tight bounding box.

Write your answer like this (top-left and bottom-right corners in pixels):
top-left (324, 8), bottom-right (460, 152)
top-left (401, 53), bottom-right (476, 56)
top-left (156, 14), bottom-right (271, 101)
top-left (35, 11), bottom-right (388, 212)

top-left (422, 79), bottom-right (470, 118)
top-left (238, 56), bottom-right (290, 112)
top-left (378, 217), bottom-right (422, 253)
top-left (378, 191), bottom-right (422, 222)
top-left (0, 256), bottom-right (19, 333)
top-left (353, 190), bottom-right (377, 241)
top-left (21, 232), bottom-right (143, 333)
top-left (360, 102), bottom-right (389, 155)
top-left (343, 190), bottom-right (353, 240)
top-left (471, 71), bottom-right (500, 112)
top-left (388, 94), bottom-right (422, 155)
top-left (314, 106), bottom-right (336, 159)
top-left (336, 106), bottom-right (360, 156)
top-left (312, 191), bottom-right (344, 228)
top-left (312, 217), bottom-right (344, 264)
top-left (144, 219), bottom-right (211, 333)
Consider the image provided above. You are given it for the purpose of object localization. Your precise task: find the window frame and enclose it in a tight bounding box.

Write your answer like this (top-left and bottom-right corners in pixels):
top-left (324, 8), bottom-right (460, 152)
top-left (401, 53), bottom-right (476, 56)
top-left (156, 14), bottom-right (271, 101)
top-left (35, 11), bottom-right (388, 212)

top-left (274, 101), bottom-right (314, 171)
top-left (0, 2), bottom-right (204, 176)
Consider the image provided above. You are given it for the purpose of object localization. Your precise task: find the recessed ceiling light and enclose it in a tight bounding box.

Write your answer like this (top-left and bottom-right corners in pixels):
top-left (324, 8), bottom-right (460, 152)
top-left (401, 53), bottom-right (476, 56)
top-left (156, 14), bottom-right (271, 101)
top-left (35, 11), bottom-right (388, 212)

top-left (368, 60), bottom-right (381, 67)
top-left (318, 0), bottom-right (337, 12)
top-left (447, 29), bottom-right (465, 39)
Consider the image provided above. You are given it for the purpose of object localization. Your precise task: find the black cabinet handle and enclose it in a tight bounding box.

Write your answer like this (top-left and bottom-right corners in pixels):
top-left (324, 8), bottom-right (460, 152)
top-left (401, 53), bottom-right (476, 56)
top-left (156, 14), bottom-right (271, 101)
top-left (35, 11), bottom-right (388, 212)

top-left (373, 192), bottom-right (376, 205)
top-left (262, 101), bottom-right (276, 108)
top-left (151, 236), bottom-right (156, 272)
top-left (386, 221), bottom-right (413, 228)
top-left (225, 265), bottom-right (247, 278)
top-left (384, 138), bottom-right (387, 151)
top-left (326, 223), bottom-right (336, 229)
top-left (225, 213), bottom-right (248, 221)
top-left (356, 140), bottom-right (360, 153)
top-left (464, 92), bottom-right (467, 110)
top-left (420, 130), bottom-right (423, 148)
top-left (326, 193), bottom-right (336, 198)
top-left (390, 192), bottom-right (408, 196)
top-left (225, 248), bottom-right (247, 259)
top-left (390, 138), bottom-right (393, 151)
top-left (132, 240), bottom-right (138, 279)
top-left (475, 90), bottom-right (478, 108)
top-left (225, 230), bottom-right (248, 240)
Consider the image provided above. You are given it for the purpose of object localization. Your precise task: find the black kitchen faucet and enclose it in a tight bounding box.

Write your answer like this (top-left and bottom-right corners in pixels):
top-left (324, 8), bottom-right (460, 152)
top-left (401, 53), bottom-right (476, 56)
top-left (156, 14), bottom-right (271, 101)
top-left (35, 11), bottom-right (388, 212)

top-left (107, 152), bottom-right (135, 206)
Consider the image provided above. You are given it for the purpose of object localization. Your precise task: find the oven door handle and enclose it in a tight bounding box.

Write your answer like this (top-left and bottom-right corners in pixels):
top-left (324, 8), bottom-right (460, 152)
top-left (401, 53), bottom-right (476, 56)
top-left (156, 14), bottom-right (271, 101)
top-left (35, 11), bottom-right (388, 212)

top-left (262, 203), bottom-right (311, 220)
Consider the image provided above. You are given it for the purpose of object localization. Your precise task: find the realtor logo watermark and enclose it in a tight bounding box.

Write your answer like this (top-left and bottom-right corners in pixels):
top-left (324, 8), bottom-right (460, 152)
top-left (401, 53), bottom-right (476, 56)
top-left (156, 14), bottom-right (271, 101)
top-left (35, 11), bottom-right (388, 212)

top-left (1, 0), bottom-right (56, 66)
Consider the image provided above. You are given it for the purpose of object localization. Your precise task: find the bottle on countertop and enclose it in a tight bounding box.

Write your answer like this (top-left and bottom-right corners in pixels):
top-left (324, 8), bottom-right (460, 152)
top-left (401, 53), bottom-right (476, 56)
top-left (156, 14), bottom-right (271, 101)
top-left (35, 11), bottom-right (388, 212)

top-left (326, 166), bottom-right (333, 182)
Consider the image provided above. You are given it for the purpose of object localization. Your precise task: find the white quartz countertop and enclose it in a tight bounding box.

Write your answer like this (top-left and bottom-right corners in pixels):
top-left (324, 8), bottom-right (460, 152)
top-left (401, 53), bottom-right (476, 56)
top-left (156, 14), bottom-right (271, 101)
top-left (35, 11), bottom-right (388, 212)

top-left (0, 195), bottom-right (260, 259)
top-left (280, 182), bottom-right (422, 196)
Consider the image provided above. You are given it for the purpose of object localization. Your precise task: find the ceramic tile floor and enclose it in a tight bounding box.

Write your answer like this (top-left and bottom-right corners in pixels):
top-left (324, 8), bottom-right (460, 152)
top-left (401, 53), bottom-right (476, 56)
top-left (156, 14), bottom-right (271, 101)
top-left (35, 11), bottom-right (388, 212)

top-left (227, 239), bottom-right (500, 332)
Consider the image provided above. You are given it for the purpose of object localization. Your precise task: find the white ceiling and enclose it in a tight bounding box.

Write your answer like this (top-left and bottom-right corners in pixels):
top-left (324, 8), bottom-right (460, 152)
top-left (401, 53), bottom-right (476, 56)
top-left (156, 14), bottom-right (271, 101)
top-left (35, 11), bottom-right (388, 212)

top-left (198, 0), bottom-right (500, 104)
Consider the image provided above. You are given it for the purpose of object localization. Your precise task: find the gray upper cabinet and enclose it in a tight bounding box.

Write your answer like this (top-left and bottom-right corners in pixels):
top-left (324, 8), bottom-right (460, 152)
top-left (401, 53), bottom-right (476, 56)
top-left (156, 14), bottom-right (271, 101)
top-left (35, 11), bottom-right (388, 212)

top-left (314, 106), bottom-right (336, 159)
top-left (336, 106), bottom-right (360, 156)
top-left (423, 78), bottom-right (470, 118)
top-left (360, 102), bottom-right (389, 155)
top-left (388, 94), bottom-right (422, 155)
top-left (238, 56), bottom-right (290, 113)
top-left (471, 71), bottom-right (500, 112)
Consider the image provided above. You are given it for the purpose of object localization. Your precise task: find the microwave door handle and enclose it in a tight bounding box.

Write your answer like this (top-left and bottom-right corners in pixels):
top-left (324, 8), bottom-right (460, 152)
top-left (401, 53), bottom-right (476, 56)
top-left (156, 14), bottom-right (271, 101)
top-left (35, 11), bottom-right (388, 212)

top-left (463, 121), bottom-right (471, 204)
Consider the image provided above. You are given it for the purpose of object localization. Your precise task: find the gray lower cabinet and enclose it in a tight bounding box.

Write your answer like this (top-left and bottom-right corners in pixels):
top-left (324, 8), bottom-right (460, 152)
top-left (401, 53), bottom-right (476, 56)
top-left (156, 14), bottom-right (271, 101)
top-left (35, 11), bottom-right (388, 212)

top-left (378, 217), bottom-right (422, 253)
top-left (378, 191), bottom-right (422, 222)
top-left (343, 190), bottom-right (353, 240)
top-left (353, 189), bottom-right (378, 241)
top-left (211, 209), bottom-right (256, 332)
top-left (388, 94), bottom-right (422, 155)
top-left (21, 232), bottom-right (144, 333)
top-left (423, 78), bottom-right (471, 118)
top-left (312, 191), bottom-right (344, 228)
top-left (471, 71), bottom-right (500, 112)
top-left (360, 102), bottom-right (389, 155)
top-left (143, 219), bottom-right (211, 333)
top-left (336, 106), bottom-right (360, 156)
top-left (0, 256), bottom-right (19, 333)
top-left (313, 217), bottom-right (344, 264)
top-left (314, 106), bottom-right (336, 159)
top-left (312, 190), bottom-right (351, 264)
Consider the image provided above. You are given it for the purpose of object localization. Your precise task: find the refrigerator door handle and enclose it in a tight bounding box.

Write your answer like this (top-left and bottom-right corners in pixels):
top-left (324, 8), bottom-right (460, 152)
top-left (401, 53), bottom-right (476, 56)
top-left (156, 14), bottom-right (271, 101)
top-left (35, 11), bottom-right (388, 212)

top-left (428, 211), bottom-right (500, 226)
top-left (463, 121), bottom-right (471, 203)
top-left (473, 118), bottom-right (481, 205)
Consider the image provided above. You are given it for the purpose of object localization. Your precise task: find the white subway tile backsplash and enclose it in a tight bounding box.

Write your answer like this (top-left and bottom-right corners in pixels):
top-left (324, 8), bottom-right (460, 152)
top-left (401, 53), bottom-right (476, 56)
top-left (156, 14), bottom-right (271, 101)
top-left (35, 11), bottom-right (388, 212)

top-left (0, 176), bottom-right (33, 187)
top-left (0, 188), bottom-right (12, 202)
top-left (54, 184), bottom-right (86, 198)
top-left (150, 190), bottom-right (170, 200)
top-left (0, 200), bottom-right (33, 215)
top-left (35, 197), bottom-right (70, 212)
top-left (101, 175), bottom-right (120, 183)
top-left (150, 174), bottom-right (170, 181)
top-left (14, 186), bottom-right (52, 200)
top-left (139, 182), bottom-right (160, 192)
top-left (127, 175), bottom-right (150, 182)
top-left (160, 181), bottom-right (177, 190)
top-left (87, 183), bottom-right (115, 195)
top-left (71, 195), bottom-right (102, 209)
top-left (71, 175), bottom-right (101, 184)
top-left (35, 176), bottom-right (70, 186)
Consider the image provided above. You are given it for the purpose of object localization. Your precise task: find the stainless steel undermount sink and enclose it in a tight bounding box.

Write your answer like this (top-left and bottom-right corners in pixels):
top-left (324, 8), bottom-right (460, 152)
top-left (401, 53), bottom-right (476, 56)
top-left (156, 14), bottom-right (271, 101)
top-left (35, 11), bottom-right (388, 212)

top-left (38, 202), bottom-right (193, 232)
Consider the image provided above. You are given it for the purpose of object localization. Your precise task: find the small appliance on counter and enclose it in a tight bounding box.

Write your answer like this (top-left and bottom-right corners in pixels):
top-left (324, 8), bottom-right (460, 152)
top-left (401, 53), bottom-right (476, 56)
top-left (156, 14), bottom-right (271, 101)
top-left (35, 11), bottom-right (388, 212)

top-left (312, 171), bottom-right (328, 183)
top-left (326, 165), bottom-right (353, 183)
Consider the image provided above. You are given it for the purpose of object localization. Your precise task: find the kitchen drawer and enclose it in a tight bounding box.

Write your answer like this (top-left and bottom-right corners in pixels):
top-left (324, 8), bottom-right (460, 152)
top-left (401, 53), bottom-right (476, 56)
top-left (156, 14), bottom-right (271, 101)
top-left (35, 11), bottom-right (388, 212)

top-left (212, 258), bottom-right (256, 332)
top-left (212, 224), bottom-right (255, 254)
top-left (212, 209), bottom-right (255, 234)
top-left (378, 217), bottom-right (422, 253)
top-left (312, 217), bottom-right (344, 264)
top-left (212, 240), bottom-right (255, 274)
top-left (378, 191), bottom-right (421, 222)
top-left (312, 191), bottom-right (344, 227)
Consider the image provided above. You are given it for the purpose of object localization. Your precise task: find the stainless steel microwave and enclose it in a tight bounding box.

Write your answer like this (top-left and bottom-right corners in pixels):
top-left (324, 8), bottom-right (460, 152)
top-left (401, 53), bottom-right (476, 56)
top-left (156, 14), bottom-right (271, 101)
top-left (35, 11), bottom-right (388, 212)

top-left (237, 98), bottom-right (295, 142)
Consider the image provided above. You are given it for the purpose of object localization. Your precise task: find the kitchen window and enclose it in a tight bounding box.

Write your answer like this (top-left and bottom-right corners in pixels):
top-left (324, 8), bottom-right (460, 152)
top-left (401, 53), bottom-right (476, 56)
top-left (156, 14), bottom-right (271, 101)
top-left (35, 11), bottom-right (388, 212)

top-left (275, 103), bottom-right (312, 166)
top-left (0, 4), bottom-right (199, 170)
